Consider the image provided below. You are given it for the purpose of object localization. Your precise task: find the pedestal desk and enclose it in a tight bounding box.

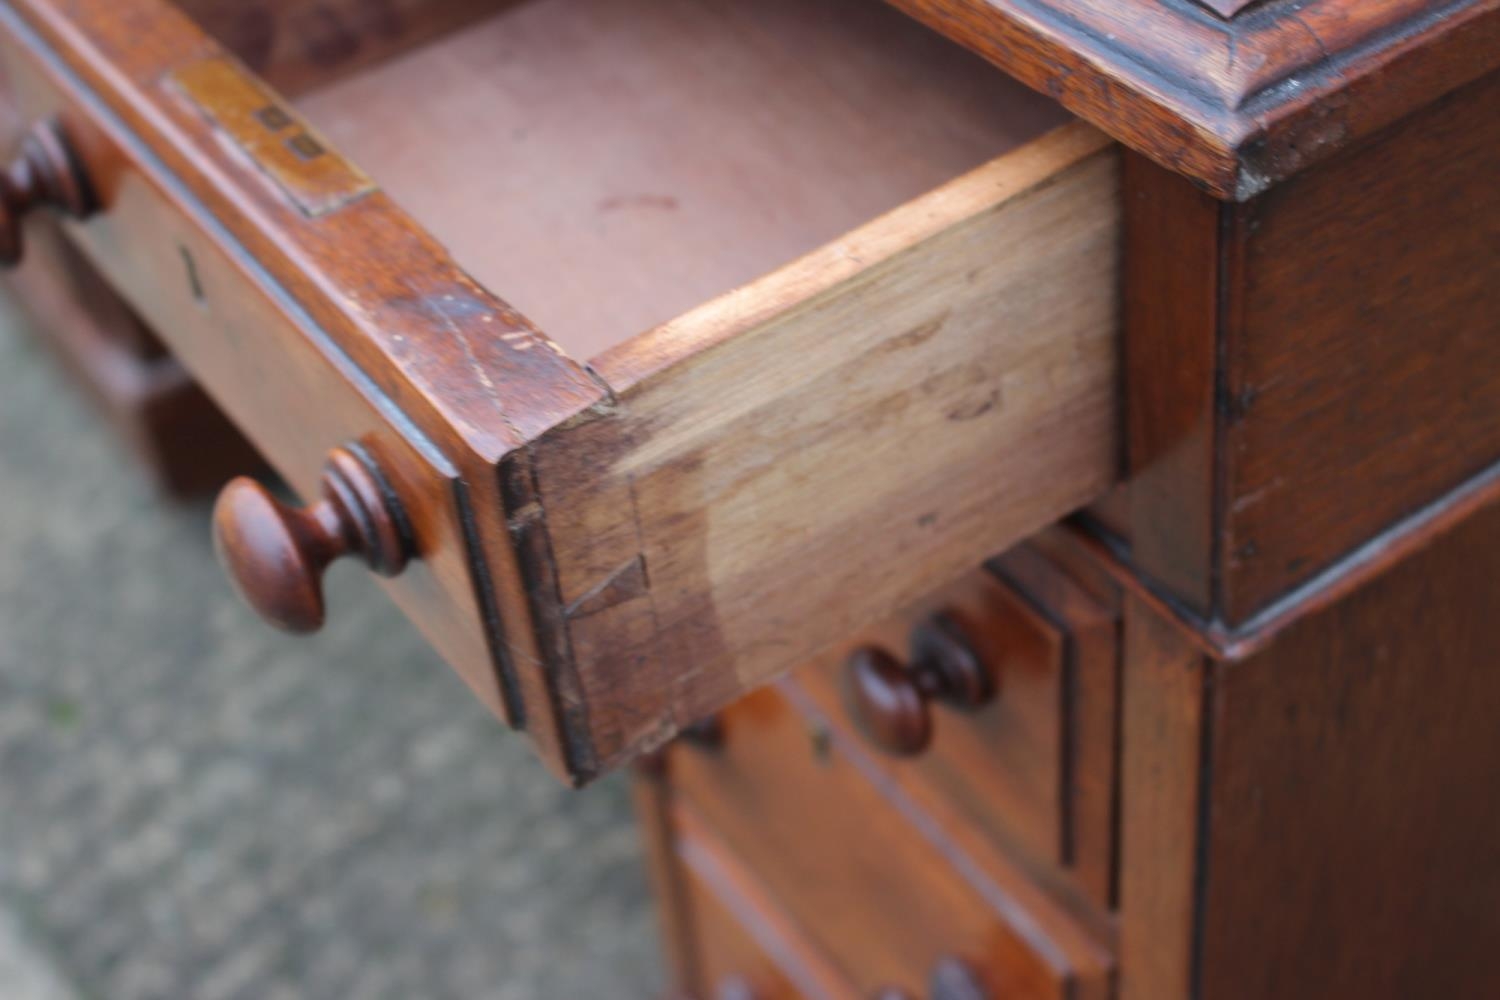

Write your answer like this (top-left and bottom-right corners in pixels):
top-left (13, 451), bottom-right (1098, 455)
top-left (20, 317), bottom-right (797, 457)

top-left (0, 0), bottom-right (1495, 996)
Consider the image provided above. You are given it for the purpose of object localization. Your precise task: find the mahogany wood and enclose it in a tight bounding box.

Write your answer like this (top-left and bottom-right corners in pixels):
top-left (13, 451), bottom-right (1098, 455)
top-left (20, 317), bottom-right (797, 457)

top-left (1119, 151), bottom-right (1221, 616)
top-left (631, 766), bottom-right (704, 998)
top-left (0, 0), bottom-right (593, 774)
top-left (800, 560), bottom-right (1119, 916)
top-left (673, 806), bottom-right (860, 1000)
top-left (3, 213), bottom-right (260, 495)
top-left (842, 612), bottom-right (995, 758)
top-left (1195, 496), bottom-right (1500, 999)
top-left (1119, 68), bottom-right (1500, 627)
top-left (213, 445), bottom-right (412, 633)
top-left (4, 0), bottom-right (1499, 996)
top-left (990, 537), bottom-right (1121, 910)
top-left (1217, 70), bottom-right (1500, 622)
top-left (878, 0), bottom-right (1500, 199)
top-left (0, 0), bottom-right (1118, 782)
top-left (669, 679), bottom-right (1111, 999)
top-left (1116, 593), bottom-right (1206, 1000)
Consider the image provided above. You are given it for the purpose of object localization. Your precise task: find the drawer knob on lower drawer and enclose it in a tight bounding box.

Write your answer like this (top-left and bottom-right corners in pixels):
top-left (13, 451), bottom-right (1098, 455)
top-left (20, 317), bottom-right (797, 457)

top-left (212, 445), bottom-right (412, 634)
top-left (844, 612), bottom-right (994, 756)
top-left (0, 118), bottom-right (94, 266)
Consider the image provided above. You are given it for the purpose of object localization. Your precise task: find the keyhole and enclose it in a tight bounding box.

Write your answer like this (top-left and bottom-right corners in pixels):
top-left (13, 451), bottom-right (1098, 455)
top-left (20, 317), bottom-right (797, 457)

top-left (179, 245), bottom-right (206, 305)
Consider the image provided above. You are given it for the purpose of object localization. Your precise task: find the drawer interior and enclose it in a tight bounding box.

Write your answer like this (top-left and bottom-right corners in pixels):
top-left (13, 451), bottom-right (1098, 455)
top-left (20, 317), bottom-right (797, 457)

top-left (19, 0), bottom-right (1115, 779)
top-left (274, 0), bottom-right (1070, 362)
top-left (168, 0), bottom-right (1112, 778)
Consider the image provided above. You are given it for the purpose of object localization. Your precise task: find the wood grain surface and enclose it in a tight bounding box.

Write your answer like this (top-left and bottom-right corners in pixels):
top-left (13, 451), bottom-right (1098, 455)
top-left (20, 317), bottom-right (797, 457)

top-left (529, 123), bottom-right (1120, 769)
top-left (0, 0), bottom-right (603, 776)
top-left (1199, 493), bottom-right (1500, 999)
top-left (1117, 593), bottom-right (1208, 1000)
top-left (802, 570), bottom-right (1070, 891)
top-left (1219, 70), bottom-right (1500, 622)
top-left (881, 0), bottom-right (1500, 198)
top-left (0, 0), bottom-right (1119, 780)
top-left (2, 213), bottom-right (261, 495)
top-left (674, 808), bottom-right (861, 1000)
top-left (671, 680), bottom-right (1111, 999)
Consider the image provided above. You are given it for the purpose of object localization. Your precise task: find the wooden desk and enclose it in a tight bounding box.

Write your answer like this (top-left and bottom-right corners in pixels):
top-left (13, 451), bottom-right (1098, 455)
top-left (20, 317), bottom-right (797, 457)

top-left (0, 0), bottom-right (1495, 995)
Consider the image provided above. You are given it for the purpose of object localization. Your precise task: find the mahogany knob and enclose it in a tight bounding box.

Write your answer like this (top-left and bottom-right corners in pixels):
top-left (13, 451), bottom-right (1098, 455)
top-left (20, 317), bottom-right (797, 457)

top-left (843, 612), bottom-right (995, 756)
top-left (212, 445), bottom-right (412, 633)
top-left (0, 118), bottom-right (93, 266)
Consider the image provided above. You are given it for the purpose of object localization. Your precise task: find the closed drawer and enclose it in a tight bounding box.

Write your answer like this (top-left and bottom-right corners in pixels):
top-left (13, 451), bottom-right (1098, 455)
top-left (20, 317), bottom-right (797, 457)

top-left (0, 0), bottom-right (1120, 782)
top-left (673, 807), bottom-right (859, 1000)
top-left (801, 532), bottom-right (1122, 908)
top-left (669, 679), bottom-right (1113, 998)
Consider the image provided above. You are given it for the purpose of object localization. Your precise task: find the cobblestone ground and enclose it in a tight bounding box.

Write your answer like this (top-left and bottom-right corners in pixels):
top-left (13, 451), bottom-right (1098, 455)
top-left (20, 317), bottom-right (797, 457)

top-left (0, 303), bottom-right (664, 999)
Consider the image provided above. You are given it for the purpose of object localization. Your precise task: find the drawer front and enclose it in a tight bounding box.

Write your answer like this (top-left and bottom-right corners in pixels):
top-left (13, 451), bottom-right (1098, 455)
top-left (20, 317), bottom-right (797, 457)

top-left (0, 0), bottom-right (1120, 783)
top-left (0, 211), bottom-right (261, 495)
top-left (0, 0), bottom-right (603, 775)
top-left (670, 681), bottom-right (1112, 998)
top-left (674, 809), bottom-right (859, 1000)
top-left (809, 568), bottom-right (1067, 878)
top-left (800, 536), bottom-right (1121, 907)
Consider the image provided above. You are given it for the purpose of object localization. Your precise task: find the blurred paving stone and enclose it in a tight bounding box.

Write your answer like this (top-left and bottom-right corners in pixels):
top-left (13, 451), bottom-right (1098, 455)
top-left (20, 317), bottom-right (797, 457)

top-left (0, 302), bottom-right (664, 999)
top-left (0, 905), bottom-right (78, 1000)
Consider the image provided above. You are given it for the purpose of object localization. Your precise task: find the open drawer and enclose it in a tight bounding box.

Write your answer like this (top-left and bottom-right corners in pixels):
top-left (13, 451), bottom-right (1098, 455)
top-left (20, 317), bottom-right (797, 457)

top-left (0, 0), bottom-right (1120, 782)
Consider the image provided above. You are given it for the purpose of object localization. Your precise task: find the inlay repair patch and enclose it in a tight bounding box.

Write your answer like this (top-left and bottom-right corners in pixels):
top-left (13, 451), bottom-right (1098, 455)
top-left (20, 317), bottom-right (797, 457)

top-left (168, 58), bottom-right (376, 217)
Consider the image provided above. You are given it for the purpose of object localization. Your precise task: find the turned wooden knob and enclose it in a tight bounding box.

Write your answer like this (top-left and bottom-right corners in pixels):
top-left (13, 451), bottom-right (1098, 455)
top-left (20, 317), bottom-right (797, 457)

top-left (212, 445), bottom-right (412, 633)
top-left (843, 612), bottom-right (995, 756)
top-left (0, 118), bottom-right (93, 266)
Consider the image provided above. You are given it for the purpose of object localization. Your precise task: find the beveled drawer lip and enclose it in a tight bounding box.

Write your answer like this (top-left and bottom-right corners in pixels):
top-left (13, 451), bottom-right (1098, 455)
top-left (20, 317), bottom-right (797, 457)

top-left (0, 0), bottom-right (1122, 784)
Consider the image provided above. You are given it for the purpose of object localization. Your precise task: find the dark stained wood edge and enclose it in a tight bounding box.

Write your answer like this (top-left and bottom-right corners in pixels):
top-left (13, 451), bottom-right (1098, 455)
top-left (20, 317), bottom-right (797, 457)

top-left (498, 448), bottom-right (601, 783)
top-left (0, 0), bottom-right (609, 781)
top-left (882, 0), bottom-right (1500, 197)
top-left (1074, 453), bottom-right (1500, 663)
top-left (8, 0), bottom-right (606, 460)
top-left (1215, 70), bottom-right (1500, 623)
